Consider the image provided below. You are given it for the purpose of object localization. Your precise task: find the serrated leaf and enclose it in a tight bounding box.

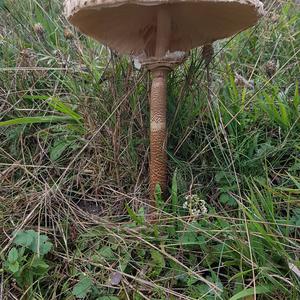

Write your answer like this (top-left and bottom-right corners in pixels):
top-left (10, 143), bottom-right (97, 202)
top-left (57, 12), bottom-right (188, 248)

top-left (30, 234), bottom-right (53, 255)
top-left (13, 230), bottom-right (52, 255)
top-left (31, 257), bottom-right (49, 271)
top-left (14, 230), bottom-right (34, 247)
top-left (8, 261), bottom-right (19, 273)
top-left (18, 247), bottom-right (25, 257)
top-left (72, 276), bottom-right (93, 299)
top-left (8, 248), bottom-right (18, 263)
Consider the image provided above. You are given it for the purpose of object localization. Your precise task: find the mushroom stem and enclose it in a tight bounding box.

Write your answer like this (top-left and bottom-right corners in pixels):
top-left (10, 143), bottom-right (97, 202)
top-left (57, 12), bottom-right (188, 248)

top-left (148, 7), bottom-right (171, 217)
top-left (149, 68), bottom-right (168, 208)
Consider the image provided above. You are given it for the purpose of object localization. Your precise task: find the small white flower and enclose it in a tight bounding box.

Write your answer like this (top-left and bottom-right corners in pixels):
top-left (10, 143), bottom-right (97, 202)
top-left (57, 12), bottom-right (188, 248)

top-left (183, 194), bottom-right (208, 217)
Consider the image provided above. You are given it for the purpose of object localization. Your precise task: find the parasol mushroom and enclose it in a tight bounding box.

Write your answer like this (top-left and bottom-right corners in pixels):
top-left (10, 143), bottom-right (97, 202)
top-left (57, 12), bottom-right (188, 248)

top-left (64, 0), bottom-right (264, 219)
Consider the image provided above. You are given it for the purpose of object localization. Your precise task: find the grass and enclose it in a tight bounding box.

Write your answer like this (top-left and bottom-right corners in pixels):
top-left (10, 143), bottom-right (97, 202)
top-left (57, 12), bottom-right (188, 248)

top-left (0, 0), bottom-right (299, 299)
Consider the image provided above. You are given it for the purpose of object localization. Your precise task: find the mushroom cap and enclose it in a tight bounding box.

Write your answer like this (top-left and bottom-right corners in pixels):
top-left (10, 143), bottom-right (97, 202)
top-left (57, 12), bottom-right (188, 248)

top-left (65, 0), bottom-right (264, 56)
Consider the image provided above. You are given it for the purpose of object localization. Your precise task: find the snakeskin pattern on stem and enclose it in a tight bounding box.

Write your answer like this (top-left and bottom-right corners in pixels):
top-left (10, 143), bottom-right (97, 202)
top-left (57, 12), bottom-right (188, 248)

top-left (149, 68), bottom-right (168, 213)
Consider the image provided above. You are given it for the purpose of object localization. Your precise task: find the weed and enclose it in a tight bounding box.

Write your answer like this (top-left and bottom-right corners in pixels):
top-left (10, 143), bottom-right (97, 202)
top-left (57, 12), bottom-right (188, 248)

top-left (3, 230), bottom-right (52, 299)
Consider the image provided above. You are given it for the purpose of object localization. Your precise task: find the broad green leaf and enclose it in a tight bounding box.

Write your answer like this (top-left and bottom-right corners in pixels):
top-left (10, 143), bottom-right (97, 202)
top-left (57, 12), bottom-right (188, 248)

top-left (8, 248), bottom-right (18, 263)
top-left (219, 193), bottom-right (237, 207)
top-left (180, 230), bottom-right (198, 245)
top-left (30, 234), bottom-right (53, 255)
top-left (31, 257), bottom-right (49, 273)
top-left (8, 261), bottom-right (19, 273)
top-left (13, 230), bottom-right (52, 255)
top-left (98, 246), bottom-right (115, 260)
top-left (18, 247), bottom-right (25, 257)
top-left (215, 171), bottom-right (226, 183)
top-left (14, 230), bottom-right (34, 247)
top-left (149, 250), bottom-right (165, 277)
top-left (21, 269), bottom-right (34, 288)
top-left (50, 139), bottom-right (73, 161)
top-left (119, 251), bottom-right (131, 272)
top-left (229, 285), bottom-right (274, 300)
top-left (72, 276), bottom-right (93, 299)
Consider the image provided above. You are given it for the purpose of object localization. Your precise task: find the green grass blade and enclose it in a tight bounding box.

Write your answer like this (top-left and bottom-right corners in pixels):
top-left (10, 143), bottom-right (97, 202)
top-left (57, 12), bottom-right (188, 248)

top-left (0, 116), bottom-right (75, 126)
top-left (229, 285), bottom-right (274, 300)
top-left (48, 98), bottom-right (82, 121)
